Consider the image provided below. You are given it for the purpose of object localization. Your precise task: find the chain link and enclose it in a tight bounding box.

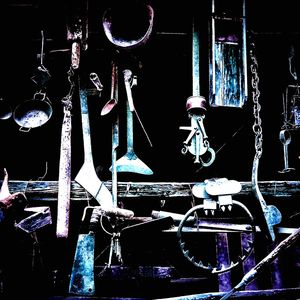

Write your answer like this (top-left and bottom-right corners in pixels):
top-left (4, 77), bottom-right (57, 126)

top-left (249, 42), bottom-right (263, 159)
top-left (61, 66), bottom-right (75, 112)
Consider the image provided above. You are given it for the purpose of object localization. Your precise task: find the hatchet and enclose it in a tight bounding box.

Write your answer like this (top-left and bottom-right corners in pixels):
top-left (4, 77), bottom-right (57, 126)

top-left (69, 205), bottom-right (134, 295)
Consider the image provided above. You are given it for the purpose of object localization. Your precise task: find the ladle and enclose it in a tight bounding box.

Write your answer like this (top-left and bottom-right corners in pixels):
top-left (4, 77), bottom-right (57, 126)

top-left (101, 60), bottom-right (118, 116)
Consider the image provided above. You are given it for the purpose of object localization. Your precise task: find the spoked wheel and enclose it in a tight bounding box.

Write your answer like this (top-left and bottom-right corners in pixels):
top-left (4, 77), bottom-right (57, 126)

top-left (177, 200), bottom-right (255, 274)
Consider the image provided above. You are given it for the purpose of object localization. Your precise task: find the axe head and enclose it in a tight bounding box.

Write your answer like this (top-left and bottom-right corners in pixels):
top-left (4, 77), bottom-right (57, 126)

top-left (69, 233), bottom-right (95, 295)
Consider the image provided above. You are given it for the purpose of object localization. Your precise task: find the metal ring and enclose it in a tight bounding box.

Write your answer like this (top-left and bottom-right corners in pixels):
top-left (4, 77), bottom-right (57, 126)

top-left (176, 200), bottom-right (255, 273)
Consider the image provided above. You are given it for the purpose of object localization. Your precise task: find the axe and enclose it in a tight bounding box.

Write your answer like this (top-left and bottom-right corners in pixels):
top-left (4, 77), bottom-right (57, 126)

top-left (69, 205), bottom-right (134, 295)
top-left (68, 207), bottom-right (99, 296)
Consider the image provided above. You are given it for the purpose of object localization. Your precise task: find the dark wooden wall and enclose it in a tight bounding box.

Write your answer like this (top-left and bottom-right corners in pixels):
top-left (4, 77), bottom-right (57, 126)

top-left (0, 1), bottom-right (300, 299)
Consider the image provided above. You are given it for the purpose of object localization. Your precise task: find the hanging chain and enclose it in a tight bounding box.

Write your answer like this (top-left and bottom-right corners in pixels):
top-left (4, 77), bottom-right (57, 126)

top-left (61, 66), bottom-right (75, 112)
top-left (249, 42), bottom-right (263, 159)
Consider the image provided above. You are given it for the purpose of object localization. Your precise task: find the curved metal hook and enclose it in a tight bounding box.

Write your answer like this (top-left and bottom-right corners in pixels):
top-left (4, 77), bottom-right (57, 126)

top-left (200, 147), bottom-right (216, 167)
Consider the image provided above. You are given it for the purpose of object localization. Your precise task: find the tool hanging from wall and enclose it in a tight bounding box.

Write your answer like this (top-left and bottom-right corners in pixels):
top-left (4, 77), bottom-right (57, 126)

top-left (69, 205), bottom-right (134, 296)
top-left (113, 69), bottom-right (153, 175)
top-left (102, 0), bottom-right (154, 175)
top-left (209, 0), bottom-right (248, 108)
top-left (70, 6), bottom-right (113, 208)
top-left (56, 14), bottom-right (89, 238)
top-left (102, 1), bottom-right (154, 50)
top-left (278, 45), bottom-right (300, 173)
top-left (56, 66), bottom-right (75, 238)
top-left (75, 85), bottom-right (113, 207)
top-left (249, 41), bottom-right (282, 242)
top-left (180, 16), bottom-right (215, 166)
top-left (13, 30), bottom-right (52, 131)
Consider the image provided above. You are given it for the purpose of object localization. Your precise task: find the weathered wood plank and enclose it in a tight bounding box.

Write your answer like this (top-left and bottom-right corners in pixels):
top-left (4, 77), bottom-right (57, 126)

top-left (154, 287), bottom-right (300, 299)
top-left (1, 180), bottom-right (300, 201)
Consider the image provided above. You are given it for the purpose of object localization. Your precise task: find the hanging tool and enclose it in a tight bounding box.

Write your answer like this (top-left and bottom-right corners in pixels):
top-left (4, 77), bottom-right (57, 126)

top-left (250, 42), bottom-right (282, 241)
top-left (101, 60), bottom-right (118, 116)
top-left (56, 67), bottom-right (75, 238)
top-left (89, 72), bottom-right (104, 95)
top-left (68, 207), bottom-right (99, 296)
top-left (180, 16), bottom-right (215, 166)
top-left (107, 59), bottom-right (122, 263)
top-left (114, 69), bottom-right (153, 175)
top-left (110, 60), bottom-right (119, 208)
top-left (220, 226), bottom-right (300, 300)
top-left (278, 129), bottom-right (295, 173)
top-left (57, 14), bottom-right (88, 237)
top-left (180, 112), bottom-right (215, 166)
top-left (101, 2), bottom-right (153, 145)
top-left (102, 2), bottom-right (154, 50)
top-left (30, 30), bottom-right (51, 87)
top-left (69, 205), bottom-right (134, 295)
top-left (66, 0), bottom-right (88, 70)
top-left (75, 85), bottom-right (113, 208)
top-left (123, 69), bottom-right (153, 146)
top-left (13, 31), bottom-right (52, 132)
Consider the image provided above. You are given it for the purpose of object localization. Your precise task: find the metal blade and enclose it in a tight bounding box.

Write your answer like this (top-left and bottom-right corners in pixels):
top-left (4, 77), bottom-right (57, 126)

top-left (114, 151), bottom-right (153, 175)
top-left (69, 233), bottom-right (95, 296)
top-left (75, 163), bottom-right (113, 208)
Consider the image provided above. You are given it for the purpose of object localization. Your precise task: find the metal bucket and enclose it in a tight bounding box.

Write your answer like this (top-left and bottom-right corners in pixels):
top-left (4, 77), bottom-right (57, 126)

top-left (102, 2), bottom-right (154, 49)
top-left (13, 91), bottom-right (53, 131)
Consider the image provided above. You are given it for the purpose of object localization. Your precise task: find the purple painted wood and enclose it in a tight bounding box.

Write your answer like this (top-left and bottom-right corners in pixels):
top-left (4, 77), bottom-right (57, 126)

top-left (216, 233), bottom-right (232, 291)
top-left (241, 232), bottom-right (258, 290)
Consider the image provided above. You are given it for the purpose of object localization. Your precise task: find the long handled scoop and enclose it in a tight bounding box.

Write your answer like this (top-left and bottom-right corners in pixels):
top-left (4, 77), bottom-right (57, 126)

top-left (75, 87), bottom-right (113, 208)
top-left (114, 70), bottom-right (153, 175)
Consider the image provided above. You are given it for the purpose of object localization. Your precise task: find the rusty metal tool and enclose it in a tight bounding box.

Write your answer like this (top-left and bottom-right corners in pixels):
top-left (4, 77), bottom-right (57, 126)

top-left (75, 86), bottom-right (113, 208)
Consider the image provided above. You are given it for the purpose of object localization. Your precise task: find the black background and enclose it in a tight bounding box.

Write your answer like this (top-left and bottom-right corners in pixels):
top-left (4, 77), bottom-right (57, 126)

top-left (0, 0), bottom-right (300, 298)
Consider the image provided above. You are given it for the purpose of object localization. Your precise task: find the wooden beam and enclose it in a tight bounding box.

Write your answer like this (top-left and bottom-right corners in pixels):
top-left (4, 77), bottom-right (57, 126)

top-left (2, 180), bottom-right (300, 201)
